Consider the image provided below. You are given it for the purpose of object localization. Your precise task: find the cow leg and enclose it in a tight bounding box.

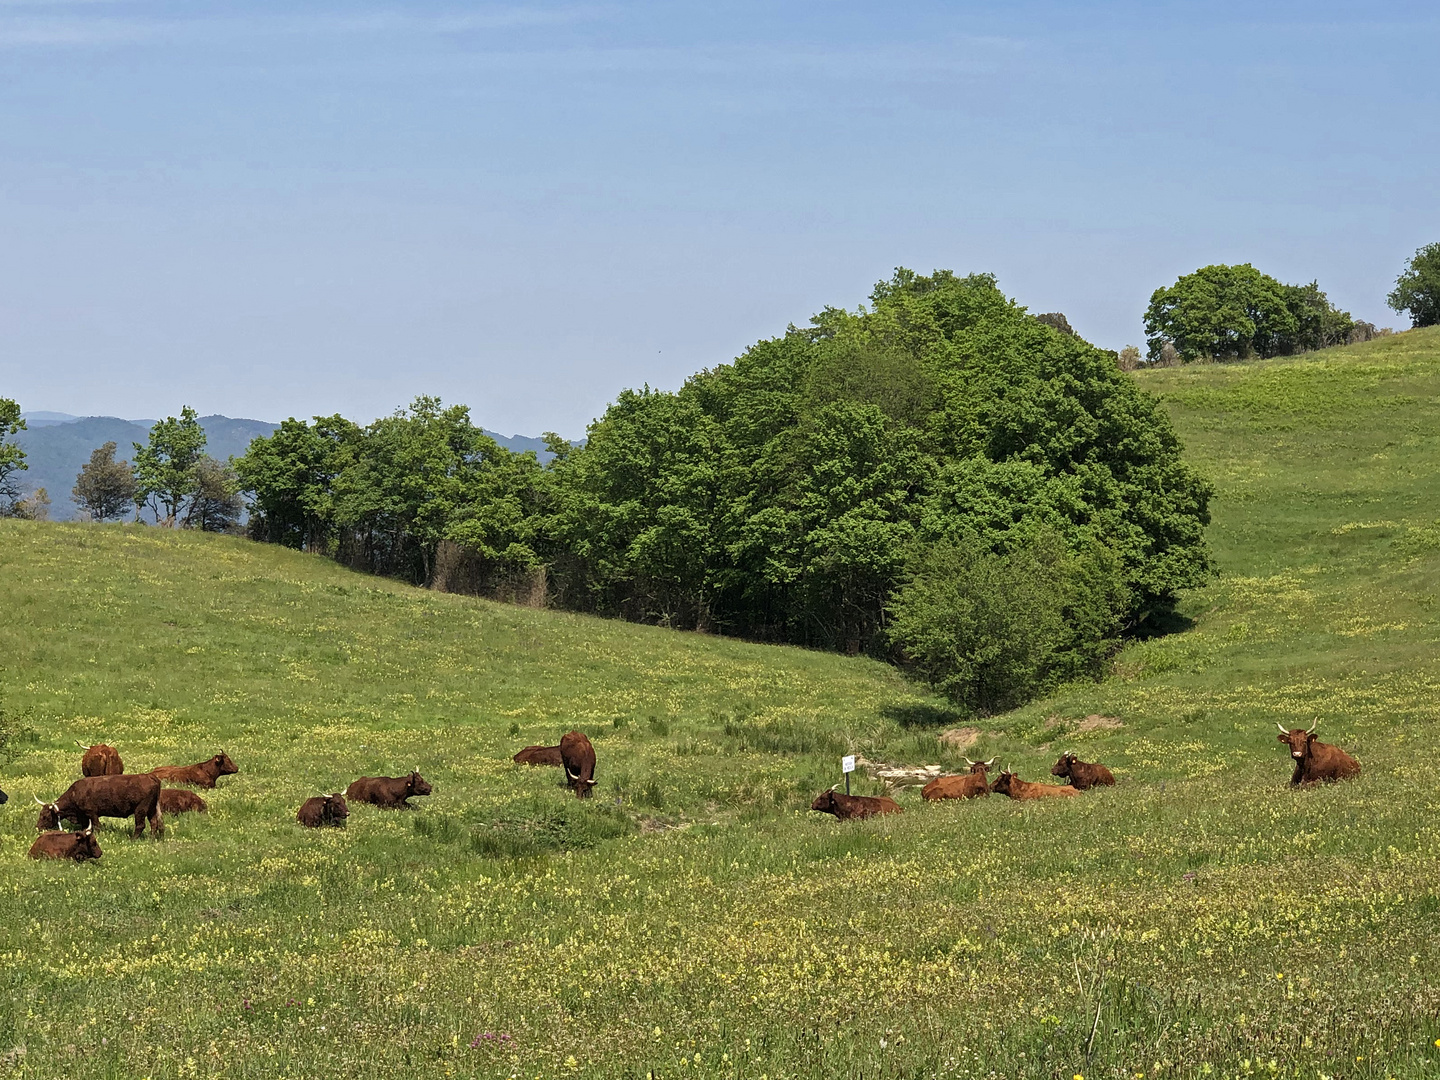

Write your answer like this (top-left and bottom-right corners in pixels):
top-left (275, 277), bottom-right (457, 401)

top-left (134, 808), bottom-right (147, 837)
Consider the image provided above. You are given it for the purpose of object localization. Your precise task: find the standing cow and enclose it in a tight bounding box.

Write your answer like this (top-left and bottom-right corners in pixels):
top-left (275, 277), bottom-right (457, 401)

top-left (559, 731), bottom-right (597, 798)
top-left (922, 757), bottom-right (996, 801)
top-left (1050, 752), bottom-right (1115, 790)
top-left (36, 774), bottom-right (163, 837)
top-left (297, 793), bottom-right (349, 828)
top-left (811, 789), bottom-right (903, 820)
top-left (78, 742), bottom-right (124, 777)
top-left (989, 769), bottom-right (1080, 800)
top-left (29, 825), bottom-right (103, 862)
top-left (346, 770), bottom-right (432, 809)
top-left (149, 753), bottom-right (239, 789)
top-left (1277, 723), bottom-right (1360, 785)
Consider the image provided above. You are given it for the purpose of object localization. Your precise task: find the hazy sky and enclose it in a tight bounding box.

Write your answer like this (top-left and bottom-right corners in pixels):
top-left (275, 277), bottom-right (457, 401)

top-left (1, 1), bottom-right (1435, 437)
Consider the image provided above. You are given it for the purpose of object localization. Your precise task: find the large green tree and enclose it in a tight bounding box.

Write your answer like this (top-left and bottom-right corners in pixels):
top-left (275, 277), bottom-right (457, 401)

top-left (73, 441), bottom-right (138, 522)
top-left (133, 407), bottom-right (207, 525)
top-left (236, 415), bottom-right (359, 550)
top-left (0, 398), bottom-right (27, 514)
top-left (1144, 264), bottom-right (1297, 362)
top-left (1388, 242), bottom-right (1440, 328)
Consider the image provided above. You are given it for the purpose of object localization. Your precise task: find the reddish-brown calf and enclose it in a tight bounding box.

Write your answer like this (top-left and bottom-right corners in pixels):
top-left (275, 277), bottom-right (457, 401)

top-left (989, 770), bottom-right (1080, 800)
top-left (158, 789), bottom-right (208, 815)
top-left (29, 826), bottom-right (102, 862)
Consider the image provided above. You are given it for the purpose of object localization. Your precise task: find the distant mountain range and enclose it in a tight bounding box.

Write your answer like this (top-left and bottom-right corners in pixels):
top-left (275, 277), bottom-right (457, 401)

top-left (15, 413), bottom-right (568, 521)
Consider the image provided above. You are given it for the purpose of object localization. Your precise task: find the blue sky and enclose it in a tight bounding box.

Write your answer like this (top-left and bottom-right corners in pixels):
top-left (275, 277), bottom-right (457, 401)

top-left (0, 1), bottom-right (1436, 437)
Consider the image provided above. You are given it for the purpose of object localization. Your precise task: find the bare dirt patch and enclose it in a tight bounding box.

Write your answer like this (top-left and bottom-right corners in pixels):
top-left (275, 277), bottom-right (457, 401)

top-left (1078, 714), bottom-right (1123, 733)
top-left (937, 727), bottom-right (981, 752)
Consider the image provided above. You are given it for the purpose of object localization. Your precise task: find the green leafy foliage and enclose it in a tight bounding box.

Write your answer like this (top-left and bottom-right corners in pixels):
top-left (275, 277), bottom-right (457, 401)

top-left (132, 406), bottom-right (208, 524)
top-left (1145, 263), bottom-right (1354, 362)
top-left (1388, 241), bottom-right (1440, 327)
top-left (0, 396), bottom-right (27, 512)
top-left (71, 440), bottom-right (138, 522)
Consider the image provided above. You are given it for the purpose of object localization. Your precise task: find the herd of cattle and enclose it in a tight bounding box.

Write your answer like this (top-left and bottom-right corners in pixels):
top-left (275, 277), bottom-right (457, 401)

top-left (3, 723), bottom-right (1359, 859)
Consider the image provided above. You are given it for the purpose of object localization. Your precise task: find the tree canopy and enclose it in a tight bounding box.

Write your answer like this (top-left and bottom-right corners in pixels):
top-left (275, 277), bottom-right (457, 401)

top-left (0, 397), bottom-right (27, 514)
top-left (73, 441), bottom-right (138, 522)
top-left (133, 407), bottom-right (208, 525)
top-left (1388, 242), bottom-right (1440, 328)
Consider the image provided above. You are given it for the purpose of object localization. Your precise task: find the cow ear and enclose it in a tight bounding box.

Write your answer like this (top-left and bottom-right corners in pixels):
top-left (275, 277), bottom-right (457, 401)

top-left (1276, 733), bottom-right (1288, 742)
top-left (1306, 732), bottom-right (1317, 742)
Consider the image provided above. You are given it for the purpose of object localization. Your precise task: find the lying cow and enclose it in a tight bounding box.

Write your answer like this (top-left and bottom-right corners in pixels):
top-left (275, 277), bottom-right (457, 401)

top-left (922, 757), bottom-right (995, 801)
top-left (78, 741), bottom-right (124, 777)
top-left (1277, 723), bottom-right (1361, 785)
top-left (149, 752), bottom-right (239, 789)
top-left (513, 744), bottom-right (565, 766)
top-left (29, 825), bottom-right (102, 862)
top-left (346, 770), bottom-right (432, 809)
top-left (158, 789), bottom-right (208, 815)
top-left (811, 789), bottom-right (902, 820)
top-left (560, 731), bottom-right (598, 799)
top-left (36, 773), bottom-right (163, 837)
top-left (1051, 752), bottom-right (1115, 790)
top-left (989, 769), bottom-right (1080, 800)
top-left (297, 793), bottom-right (349, 828)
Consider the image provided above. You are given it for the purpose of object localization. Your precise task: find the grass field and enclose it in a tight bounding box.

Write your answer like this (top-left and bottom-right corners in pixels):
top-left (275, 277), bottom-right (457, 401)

top-left (4, 327), bottom-right (1440, 1080)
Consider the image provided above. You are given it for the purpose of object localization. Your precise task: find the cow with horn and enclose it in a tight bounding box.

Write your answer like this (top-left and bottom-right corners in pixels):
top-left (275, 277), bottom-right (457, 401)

top-left (922, 757), bottom-right (995, 801)
top-left (1276, 721), bottom-right (1360, 786)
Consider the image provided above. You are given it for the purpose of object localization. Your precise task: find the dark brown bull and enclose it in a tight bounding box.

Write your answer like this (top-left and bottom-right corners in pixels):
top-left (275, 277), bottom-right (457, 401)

top-left (345, 770), bottom-right (432, 809)
top-left (1277, 723), bottom-right (1361, 785)
top-left (149, 752), bottom-right (239, 789)
top-left (513, 745), bottom-right (564, 766)
top-left (989, 769), bottom-right (1080, 800)
top-left (158, 789), bottom-right (208, 815)
top-left (29, 825), bottom-right (102, 862)
top-left (922, 757), bottom-right (996, 801)
top-left (810, 789), bottom-right (903, 820)
top-left (559, 731), bottom-right (597, 798)
top-left (78, 741), bottom-right (124, 777)
top-left (36, 774), bottom-right (163, 837)
top-left (1051, 751), bottom-right (1115, 790)
top-left (297, 793), bottom-right (349, 828)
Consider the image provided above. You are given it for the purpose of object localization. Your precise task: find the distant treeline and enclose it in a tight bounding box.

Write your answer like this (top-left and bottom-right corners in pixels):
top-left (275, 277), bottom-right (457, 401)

top-left (234, 270), bottom-right (1215, 712)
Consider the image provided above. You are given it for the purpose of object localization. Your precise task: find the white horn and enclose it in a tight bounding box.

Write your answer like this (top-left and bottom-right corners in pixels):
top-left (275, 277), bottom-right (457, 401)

top-left (1306, 720), bottom-right (1317, 735)
top-left (76, 741), bottom-right (89, 749)
top-left (34, 795), bottom-right (46, 805)
top-left (984, 757), bottom-right (997, 767)
top-left (964, 757), bottom-right (976, 765)
top-left (1277, 722), bottom-right (1289, 734)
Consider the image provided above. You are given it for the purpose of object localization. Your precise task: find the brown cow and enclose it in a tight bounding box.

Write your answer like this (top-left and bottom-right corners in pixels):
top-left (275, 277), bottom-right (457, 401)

top-left (78, 742), bottom-right (124, 777)
top-left (989, 769), bottom-right (1080, 800)
top-left (346, 770), bottom-right (432, 809)
top-left (810, 789), bottom-right (903, 820)
top-left (1051, 752), bottom-right (1115, 790)
top-left (36, 774), bottom-right (163, 837)
top-left (559, 731), bottom-right (597, 799)
top-left (29, 825), bottom-right (102, 862)
top-left (513, 745), bottom-right (564, 767)
top-left (922, 757), bottom-right (996, 801)
top-left (1277, 723), bottom-right (1361, 786)
top-left (158, 789), bottom-right (208, 815)
top-left (297, 793), bottom-right (349, 828)
top-left (149, 752), bottom-right (239, 789)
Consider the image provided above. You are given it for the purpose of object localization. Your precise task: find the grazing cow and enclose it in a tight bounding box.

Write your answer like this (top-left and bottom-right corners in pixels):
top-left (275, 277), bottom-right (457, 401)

top-left (346, 770), bottom-right (432, 809)
top-left (158, 789), bottom-right (208, 815)
top-left (78, 742), bottom-right (124, 777)
top-left (149, 753), bottom-right (239, 789)
top-left (922, 757), bottom-right (996, 802)
top-left (29, 825), bottom-right (102, 862)
top-left (810, 789), bottom-right (903, 820)
top-left (989, 769), bottom-right (1080, 800)
top-left (513, 744), bottom-right (565, 767)
top-left (559, 731), bottom-right (598, 799)
top-left (1051, 751), bottom-right (1116, 790)
top-left (36, 774), bottom-right (163, 837)
top-left (1277, 723), bottom-right (1361, 786)
top-left (297, 793), bottom-right (349, 828)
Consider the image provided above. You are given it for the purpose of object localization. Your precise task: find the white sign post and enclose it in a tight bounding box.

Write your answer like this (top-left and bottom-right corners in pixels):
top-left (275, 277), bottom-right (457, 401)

top-left (841, 754), bottom-right (855, 795)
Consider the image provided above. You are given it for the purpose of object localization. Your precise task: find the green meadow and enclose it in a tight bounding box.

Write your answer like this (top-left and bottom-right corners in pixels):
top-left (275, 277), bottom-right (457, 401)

top-left (4, 327), bottom-right (1440, 1080)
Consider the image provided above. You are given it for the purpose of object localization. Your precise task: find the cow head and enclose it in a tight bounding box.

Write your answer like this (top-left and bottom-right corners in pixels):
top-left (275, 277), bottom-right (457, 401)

top-left (214, 753), bottom-right (239, 776)
top-left (989, 770), bottom-right (1017, 796)
top-left (1051, 752), bottom-right (1078, 778)
top-left (811, 789), bottom-right (840, 815)
top-left (407, 770), bottom-right (433, 797)
top-left (965, 756), bottom-right (997, 777)
top-left (326, 793), bottom-right (349, 823)
top-left (1276, 722), bottom-right (1317, 761)
top-left (75, 825), bottom-right (102, 861)
top-left (34, 796), bottom-right (62, 832)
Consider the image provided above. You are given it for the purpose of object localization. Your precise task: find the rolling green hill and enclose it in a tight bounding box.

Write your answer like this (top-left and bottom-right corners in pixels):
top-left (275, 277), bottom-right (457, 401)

top-left (3, 328), bottom-right (1440, 1079)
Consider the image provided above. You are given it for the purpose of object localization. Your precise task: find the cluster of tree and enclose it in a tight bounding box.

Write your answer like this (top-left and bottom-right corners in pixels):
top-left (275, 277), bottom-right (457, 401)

top-left (1143, 264), bottom-right (1362, 364)
top-left (0, 399), bottom-right (242, 529)
top-left (236, 270), bottom-right (1215, 712)
top-left (1388, 242), bottom-right (1440, 328)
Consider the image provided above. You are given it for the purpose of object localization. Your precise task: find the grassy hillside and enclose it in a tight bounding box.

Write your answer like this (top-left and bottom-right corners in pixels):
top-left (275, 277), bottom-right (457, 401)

top-left (3, 328), bottom-right (1440, 1079)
